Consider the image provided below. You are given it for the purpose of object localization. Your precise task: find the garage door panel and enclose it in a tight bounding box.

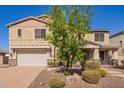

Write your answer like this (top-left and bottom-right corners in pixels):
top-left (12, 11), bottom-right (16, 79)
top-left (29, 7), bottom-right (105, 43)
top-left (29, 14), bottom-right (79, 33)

top-left (17, 54), bottom-right (47, 66)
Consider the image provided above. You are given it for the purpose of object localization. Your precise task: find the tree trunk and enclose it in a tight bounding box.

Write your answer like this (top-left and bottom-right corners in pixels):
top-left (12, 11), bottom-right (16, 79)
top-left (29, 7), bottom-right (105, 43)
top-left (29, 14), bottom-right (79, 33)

top-left (67, 61), bottom-right (69, 70)
top-left (66, 54), bottom-right (69, 71)
top-left (78, 30), bottom-right (81, 40)
top-left (54, 46), bottom-right (56, 63)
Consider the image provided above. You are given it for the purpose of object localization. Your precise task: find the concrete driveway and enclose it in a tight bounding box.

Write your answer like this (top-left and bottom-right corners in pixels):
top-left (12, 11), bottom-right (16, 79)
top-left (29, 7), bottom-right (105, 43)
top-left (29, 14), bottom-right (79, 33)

top-left (0, 66), bottom-right (43, 88)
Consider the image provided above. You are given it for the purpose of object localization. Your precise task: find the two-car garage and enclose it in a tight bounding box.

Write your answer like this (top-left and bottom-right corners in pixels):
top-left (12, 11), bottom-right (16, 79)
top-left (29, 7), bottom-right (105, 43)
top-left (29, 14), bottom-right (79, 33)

top-left (16, 48), bottom-right (49, 66)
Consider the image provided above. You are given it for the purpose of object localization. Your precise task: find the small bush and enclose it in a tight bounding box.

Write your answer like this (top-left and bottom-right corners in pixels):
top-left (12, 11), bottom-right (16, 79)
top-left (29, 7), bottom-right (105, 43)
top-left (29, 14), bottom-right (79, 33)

top-left (121, 60), bottom-right (124, 66)
top-left (47, 59), bottom-right (60, 67)
top-left (84, 60), bottom-right (100, 70)
top-left (95, 69), bottom-right (106, 77)
top-left (82, 70), bottom-right (101, 84)
top-left (48, 76), bottom-right (65, 88)
top-left (64, 70), bottom-right (70, 76)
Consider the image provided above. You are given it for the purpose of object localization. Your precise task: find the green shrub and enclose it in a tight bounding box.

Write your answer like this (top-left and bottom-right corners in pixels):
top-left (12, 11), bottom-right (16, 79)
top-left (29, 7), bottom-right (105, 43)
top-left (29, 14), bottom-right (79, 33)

top-left (84, 60), bottom-right (100, 70)
top-left (95, 69), bottom-right (106, 77)
top-left (64, 70), bottom-right (70, 76)
top-left (48, 76), bottom-right (65, 88)
top-left (47, 59), bottom-right (60, 67)
top-left (82, 70), bottom-right (101, 84)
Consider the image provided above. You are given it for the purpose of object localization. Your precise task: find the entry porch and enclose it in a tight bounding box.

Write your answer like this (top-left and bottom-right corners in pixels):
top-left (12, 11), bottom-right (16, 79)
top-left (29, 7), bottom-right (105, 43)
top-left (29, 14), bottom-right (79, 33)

top-left (85, 41), bottom-right (119, 65)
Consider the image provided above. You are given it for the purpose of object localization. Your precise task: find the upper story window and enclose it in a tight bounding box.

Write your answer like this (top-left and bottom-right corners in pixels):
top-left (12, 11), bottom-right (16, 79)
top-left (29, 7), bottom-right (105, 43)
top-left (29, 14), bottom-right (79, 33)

top-left (120, 40), bottom-right (123, 46)
top-left (17, 29), bottom-right (22, 37)
top-left (35, 29), bottom-right (46, 38)
top-left (95, 32), bottom-right (104, 42)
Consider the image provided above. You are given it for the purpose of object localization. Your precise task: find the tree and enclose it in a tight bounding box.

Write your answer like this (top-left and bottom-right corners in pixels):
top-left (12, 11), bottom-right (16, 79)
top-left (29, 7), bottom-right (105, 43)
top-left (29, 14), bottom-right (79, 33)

top-left (66, 6), bottom-right (92, 68)
top-left (47, 5), bottom-right (92, 70)
top-left (47, 6), bottom-right (68, 63)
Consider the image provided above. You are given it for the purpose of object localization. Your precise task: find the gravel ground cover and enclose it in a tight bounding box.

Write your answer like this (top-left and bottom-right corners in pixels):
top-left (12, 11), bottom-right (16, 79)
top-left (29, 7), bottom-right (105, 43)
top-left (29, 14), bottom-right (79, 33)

top-left (28, 68), bottom-right (124, 88)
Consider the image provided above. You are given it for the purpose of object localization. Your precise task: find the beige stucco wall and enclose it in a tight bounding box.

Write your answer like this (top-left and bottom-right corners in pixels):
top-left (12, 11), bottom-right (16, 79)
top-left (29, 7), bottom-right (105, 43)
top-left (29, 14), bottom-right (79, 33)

top-left (84, 32), bottom-right (109, 44)
top-left (38, 17), bottom-right (51, 24)
top-left (110, 34), bottom-right (124, 60)
top-left (9, 18), bottom-right (109, 47)
top-left (8, 19), bottom-right (54, 60)
top-left (84, 33), bottom-right (94, 41)
top-left (8, 17), bottom-right (110, 64)
top-left (110, 35), bottom-right (124, 46)
top-left (9, 19), bottom-right (50, 47)
top-left (0, 53), bottom-right (3, 64)
top-left (93, 48), bottom-right (100, 59)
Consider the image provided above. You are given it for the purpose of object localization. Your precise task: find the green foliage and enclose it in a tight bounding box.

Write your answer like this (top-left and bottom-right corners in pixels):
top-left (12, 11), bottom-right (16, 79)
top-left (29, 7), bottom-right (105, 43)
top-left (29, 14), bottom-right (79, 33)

top-left (47, 5), bottom-right (93, 70)
top-left (95, 69), bottom-right (106, 77)
top-left (48, 76), bottom-right (65, 88)
top-left (121, 48), bottom-right (124, 54)
top-left (84, 60), bottom-right (100, 70)
top-left (64, 70), bottom-right (71, 76)
top-left (48, 5), bottom-right (67, 47)
top-left (82, 70), bottom-right (101, 84)
top-left (47, 59), bottom-right (62, 67)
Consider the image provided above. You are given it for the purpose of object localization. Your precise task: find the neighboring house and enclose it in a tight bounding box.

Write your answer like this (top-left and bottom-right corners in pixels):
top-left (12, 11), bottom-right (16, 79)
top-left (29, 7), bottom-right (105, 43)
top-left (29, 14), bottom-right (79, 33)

top-left (84, 30), bottom-right (119, 65)
top-left (0, 49), bottom-right (8, 65)
top-left (6, 14), bottom-right (119, 66)
top-left (110, 31), bottom-right (124, 64)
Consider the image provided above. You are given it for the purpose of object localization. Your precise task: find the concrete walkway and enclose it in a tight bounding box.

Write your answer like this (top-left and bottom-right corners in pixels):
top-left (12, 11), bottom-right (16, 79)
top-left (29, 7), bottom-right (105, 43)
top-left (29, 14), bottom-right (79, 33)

top-left (0, 66), bottom-right (43, 88)
top-left (102, 65), bottom-right (124, 78)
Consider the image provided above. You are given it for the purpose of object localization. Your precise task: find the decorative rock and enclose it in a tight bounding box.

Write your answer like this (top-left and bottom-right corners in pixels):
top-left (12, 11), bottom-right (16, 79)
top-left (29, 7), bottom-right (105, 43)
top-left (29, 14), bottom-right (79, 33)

top-left (75, 62), bottom-right (81, 67)
top-left (66, 73), bottom-right (82, 87)
top-left (39, 81), bottom-right (44, 86)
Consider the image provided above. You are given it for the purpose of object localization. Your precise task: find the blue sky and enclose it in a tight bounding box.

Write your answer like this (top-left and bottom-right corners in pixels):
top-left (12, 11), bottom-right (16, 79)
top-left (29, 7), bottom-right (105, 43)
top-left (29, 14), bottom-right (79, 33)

top-left (0, 5), bottom-right (124, 50)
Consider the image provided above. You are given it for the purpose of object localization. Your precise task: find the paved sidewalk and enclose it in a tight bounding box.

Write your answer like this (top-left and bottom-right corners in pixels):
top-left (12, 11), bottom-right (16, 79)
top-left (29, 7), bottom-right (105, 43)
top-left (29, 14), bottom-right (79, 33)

top-left (102, 65), bottom-right (124, 78)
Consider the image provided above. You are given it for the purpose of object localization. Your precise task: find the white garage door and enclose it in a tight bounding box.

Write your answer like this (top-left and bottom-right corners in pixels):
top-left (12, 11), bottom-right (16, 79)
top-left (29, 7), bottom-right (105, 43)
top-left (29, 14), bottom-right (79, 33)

top-left (17, 53), bottom-right (47, 66)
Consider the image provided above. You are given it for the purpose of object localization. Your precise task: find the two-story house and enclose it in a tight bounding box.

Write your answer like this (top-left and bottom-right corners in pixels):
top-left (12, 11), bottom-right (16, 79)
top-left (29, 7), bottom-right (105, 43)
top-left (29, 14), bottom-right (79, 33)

top-left (6, 14), bottom-right (119, 66)
top-left (110, 31), bottom-right (124, 63)
top-left (6, 15), bottom-right (54, 66)
top-left (84, 30), bottom-right (119, 65)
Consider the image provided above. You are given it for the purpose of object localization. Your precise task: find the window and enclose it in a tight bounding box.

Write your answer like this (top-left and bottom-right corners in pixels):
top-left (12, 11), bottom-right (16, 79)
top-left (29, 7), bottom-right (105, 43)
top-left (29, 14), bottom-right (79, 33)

top-left (17, 29), bottom-right (22, 37)
top-left (120, 40), bottom-right (122, 46)
top-left (95, 32), bottom-right (104, 42)
top-left (95, 33), bottom-right (99, 41)
top-left (35, 29), bottom-right (46, 38)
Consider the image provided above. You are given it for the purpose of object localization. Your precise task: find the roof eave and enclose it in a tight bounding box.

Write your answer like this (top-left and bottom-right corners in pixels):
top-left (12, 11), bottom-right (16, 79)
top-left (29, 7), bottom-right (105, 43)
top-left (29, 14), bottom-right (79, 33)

top-left (90, 29), bottom-right (111, 32)
top-left (110, 31), bottom-right (124, 38)
top-left (6, 16), bottom-right (50, 28)
top-left (36, 14), bottom-right (50, 18)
